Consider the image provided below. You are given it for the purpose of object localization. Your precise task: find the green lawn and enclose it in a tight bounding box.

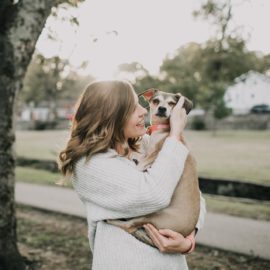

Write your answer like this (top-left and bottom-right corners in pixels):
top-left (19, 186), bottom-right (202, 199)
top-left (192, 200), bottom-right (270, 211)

top-left (16, 130), bottom-right (70, 160)
top-left (16, 166), bottom-right (72, 187)
top-left (16, 166), bottom-right (270, 221)
top-left (204, 194), bottom-right (270, 221)
top-left (16, 167), bottom-right (60, 186)
top-left (185, 130), bottom-right (270, 184)
top-left (16, 129), bottom-right (270, 184)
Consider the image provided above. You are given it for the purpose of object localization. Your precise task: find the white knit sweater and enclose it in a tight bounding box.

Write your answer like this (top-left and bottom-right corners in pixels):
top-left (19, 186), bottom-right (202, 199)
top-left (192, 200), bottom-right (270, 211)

top-left (72, 135), bottom-right (206, 270)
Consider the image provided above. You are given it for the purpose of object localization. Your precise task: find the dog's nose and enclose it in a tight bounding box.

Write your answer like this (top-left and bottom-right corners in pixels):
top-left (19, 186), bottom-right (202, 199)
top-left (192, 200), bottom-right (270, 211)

top-left (158, 106), bottom-right (167, 113)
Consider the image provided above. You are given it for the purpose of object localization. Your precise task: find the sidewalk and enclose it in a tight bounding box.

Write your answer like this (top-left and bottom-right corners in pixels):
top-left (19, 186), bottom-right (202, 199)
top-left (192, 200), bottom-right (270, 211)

top-left (15, 182), bottom-right (270, 260)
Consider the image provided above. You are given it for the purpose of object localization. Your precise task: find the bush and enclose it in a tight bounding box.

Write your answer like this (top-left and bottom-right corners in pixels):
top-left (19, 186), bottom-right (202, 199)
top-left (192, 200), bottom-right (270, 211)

top-left (34, 120), bottom-right (57, 130)
top-left (191, 117), bottom-right (206, 130)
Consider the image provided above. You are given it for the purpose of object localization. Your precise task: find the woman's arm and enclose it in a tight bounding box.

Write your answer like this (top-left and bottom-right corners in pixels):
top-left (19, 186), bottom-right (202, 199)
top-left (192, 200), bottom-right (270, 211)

top-left (143, 223), bottom-right (193, 254)
top-left (144, 192), bottom-right (207, 254)
top-left (72, 137), bottom-right (189, 218)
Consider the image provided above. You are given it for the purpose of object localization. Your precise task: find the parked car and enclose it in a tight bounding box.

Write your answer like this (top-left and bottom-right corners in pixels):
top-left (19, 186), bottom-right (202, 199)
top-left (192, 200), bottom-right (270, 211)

top-left (250, 104), bottom-right (270, 114)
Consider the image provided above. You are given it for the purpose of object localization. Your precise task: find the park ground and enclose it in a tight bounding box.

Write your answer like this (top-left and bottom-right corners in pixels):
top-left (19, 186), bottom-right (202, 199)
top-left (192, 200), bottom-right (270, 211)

top-left (15, 130), bottom-right (270, 269)
top-left (15, 130), bottom-right (270, 221)
top-left (16, 129), bottom-right (270, 184)
top-left (18, 205), bottom-right (269, 270)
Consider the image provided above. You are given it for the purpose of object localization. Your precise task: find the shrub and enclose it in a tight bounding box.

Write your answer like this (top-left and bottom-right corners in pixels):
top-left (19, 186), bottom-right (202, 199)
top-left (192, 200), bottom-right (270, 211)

top-left (191, 117), bottom-right (206, 130)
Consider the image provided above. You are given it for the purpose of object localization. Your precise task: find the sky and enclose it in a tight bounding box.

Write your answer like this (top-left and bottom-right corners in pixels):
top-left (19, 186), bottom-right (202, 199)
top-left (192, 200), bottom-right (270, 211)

top-left (37, 0), bottom-right (270, 79)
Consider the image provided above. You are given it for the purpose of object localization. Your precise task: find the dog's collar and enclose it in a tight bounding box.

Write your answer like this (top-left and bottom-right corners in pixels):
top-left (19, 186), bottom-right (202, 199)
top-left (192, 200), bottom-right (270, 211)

top-left (147, 124), bottom-right (170, 135)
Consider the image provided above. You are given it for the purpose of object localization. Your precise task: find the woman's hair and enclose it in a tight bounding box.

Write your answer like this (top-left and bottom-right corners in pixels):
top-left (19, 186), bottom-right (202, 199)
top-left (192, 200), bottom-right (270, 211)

top-left (58, 80), bottom-right (141, 180)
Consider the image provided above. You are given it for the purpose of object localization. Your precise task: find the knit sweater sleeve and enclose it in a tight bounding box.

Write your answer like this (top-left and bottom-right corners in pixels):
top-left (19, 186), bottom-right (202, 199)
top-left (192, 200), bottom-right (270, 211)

top-left (195, 192), bottom-right (206, 231)
top-left (73, 137), bottom-right (189, 218)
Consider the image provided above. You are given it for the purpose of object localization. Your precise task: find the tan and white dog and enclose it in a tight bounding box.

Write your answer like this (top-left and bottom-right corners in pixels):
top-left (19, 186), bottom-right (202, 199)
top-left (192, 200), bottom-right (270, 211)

top-left (107, 88), bottom-right (200, 247)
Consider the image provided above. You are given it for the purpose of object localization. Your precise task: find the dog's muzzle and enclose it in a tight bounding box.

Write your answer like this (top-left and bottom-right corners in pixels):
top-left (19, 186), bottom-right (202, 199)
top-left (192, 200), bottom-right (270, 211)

top-left (156, 106), bottom-right (167, 117)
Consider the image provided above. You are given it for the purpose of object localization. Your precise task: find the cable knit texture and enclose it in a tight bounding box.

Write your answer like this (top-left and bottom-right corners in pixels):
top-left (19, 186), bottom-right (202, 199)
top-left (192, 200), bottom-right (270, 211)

top-left (72, 135), bottom-right (206, 270)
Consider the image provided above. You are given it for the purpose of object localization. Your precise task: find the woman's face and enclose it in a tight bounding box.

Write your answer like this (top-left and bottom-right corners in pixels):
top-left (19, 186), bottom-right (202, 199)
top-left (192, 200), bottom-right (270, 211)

top-left (124, 91), bottom-right (148, 139)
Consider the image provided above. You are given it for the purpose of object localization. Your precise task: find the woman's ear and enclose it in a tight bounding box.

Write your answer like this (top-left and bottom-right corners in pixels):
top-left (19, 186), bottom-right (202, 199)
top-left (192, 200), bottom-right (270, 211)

top-left (139, 88), bottom-right (158, 101)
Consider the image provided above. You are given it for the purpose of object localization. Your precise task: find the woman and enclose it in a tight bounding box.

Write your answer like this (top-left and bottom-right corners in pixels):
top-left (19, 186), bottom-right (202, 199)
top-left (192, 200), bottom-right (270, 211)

top-left (59, 80), bottom-right (206, 270)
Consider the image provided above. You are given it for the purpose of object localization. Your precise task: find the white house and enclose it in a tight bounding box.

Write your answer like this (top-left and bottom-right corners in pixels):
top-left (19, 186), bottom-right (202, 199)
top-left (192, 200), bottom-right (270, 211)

top-left (224, 71), bottom-right (270, 115)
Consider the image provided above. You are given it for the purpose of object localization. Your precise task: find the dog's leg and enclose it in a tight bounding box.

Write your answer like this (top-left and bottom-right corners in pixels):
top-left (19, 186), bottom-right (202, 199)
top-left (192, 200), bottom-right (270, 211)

top-left (131, 228), bottom-right (156, 248)
top-left (106, 219), bottom-right (156, 247)
top-left (106, 219), bottom-right (138, 233)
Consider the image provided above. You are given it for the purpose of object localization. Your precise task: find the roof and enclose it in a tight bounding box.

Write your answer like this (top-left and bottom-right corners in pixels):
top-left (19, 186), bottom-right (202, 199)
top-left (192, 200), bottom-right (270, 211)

top-left (234, 70), bottom-right (270, 84)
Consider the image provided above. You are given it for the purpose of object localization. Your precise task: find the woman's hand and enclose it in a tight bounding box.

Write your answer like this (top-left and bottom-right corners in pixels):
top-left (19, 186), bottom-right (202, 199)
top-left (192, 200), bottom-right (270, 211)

top-left (169, 96), bottom-right (187, 140)
top-left (143, 223), bottom-right (195, 254)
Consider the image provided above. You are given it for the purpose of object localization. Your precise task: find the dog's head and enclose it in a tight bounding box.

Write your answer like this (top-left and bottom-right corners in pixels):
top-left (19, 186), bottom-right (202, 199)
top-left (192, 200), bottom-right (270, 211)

top-left (140, 88), bottom-right (193, 123)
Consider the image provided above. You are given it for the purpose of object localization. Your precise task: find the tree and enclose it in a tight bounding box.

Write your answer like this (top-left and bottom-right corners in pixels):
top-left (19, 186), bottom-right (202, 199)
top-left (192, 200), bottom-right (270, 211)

top-left (159, 37), bottom-right (268, 132)
top-left (22, 53), bottom-right (71, 123)
top-left (196, 37), bottom-right (259, 110)
top-left (0, 1), bottom-right (82, 269)
top-left (193, 0), bottom-right (233, 50)
top-left (160, 42), bottom-right (203, 102)
top-left (116, 62), bottom-right (149, 83)
top-left (22, 53), bottom-right (95, 106)
top-left (138, 0), bottom-right (269, 112)
top-left (192, 0), bottom-right (259, 128)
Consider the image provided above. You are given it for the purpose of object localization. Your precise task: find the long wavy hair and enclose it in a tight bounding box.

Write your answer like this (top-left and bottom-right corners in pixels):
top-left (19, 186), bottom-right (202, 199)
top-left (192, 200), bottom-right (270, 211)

top-left (58, 80), bottom-right (141, 181)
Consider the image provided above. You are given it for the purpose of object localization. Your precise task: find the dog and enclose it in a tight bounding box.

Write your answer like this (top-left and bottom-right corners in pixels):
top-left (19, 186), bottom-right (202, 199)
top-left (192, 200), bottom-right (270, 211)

top-left (106, 88), bottom-right (200, 247)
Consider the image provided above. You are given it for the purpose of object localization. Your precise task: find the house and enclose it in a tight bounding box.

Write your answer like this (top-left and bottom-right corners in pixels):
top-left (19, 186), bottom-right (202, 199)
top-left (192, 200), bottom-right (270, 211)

top-left (224, 71), bottom-right (270, 115)
top-left (17, 100), bottom-right (75, 123)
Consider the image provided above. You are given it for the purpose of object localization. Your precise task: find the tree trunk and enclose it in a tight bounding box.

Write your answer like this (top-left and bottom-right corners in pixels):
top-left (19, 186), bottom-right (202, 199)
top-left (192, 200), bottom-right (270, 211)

top-left (0, 1), bottom-right (55, 269)
top-left (0, 74), bottom-right (25, 270)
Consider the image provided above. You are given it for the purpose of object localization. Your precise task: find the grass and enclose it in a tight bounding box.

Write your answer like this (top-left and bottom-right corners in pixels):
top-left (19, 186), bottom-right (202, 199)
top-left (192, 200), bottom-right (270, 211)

top-left (16, 166), bottom-right (270, 222)
top-left (16, 130), bottom-right (70, 160)
top-left (204, 195), bottom-right (270, 221)
top-left (16, 166), bottom-right (72, 187)
top-left (17, 205), bottom-right (270, 270)
top-left (16, 129), bottom-right (270, 184)
top-left (184, 130), bottom-right (270, 184)
top-left (17, 205), bottom-right (91, 270)
top-left (16, 166), bottom-right (60, 186)
top-left (15, 129), bottom-right (270, 222)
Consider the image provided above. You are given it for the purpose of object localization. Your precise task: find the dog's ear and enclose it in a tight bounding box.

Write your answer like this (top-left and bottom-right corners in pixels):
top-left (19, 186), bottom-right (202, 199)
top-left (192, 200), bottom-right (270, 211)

top-left (184, 97), bottom-right (193, 115)
top-left (174, 93), bottom-right (193, 115)
top-left (139, 88), bottom-right (158, 102)
top-left (175, 93), bottom-right (181, 101)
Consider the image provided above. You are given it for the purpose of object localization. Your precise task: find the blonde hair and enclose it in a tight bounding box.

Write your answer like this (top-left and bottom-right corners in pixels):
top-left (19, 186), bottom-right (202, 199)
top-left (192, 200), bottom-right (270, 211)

top-left (58, 80), bottom-right (141, 180)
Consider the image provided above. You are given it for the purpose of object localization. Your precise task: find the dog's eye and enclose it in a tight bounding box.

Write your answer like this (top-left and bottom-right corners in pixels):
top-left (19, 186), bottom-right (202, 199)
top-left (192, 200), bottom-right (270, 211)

top-left (168, 102), bottom-right (176, 106)
top-left (153, 99), bottom-right (159, 105)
